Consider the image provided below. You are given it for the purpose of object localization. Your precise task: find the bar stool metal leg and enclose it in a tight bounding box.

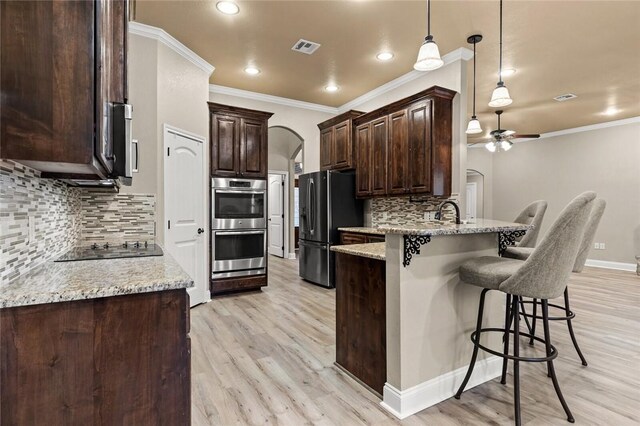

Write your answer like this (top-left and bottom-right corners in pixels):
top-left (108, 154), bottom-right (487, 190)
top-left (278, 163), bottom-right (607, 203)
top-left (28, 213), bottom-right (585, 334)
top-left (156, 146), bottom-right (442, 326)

top-left (501, 293), bottom-right (511, 385)
top-left (542, 299), bottom-right (575, 423)
top-left (529, 298), bottom-right (537, 345)
top-left (512, 295), bottom-right (522, 426)
top-left (455, 288), bottom-right (489, 399)
top-left (564, 288), bottom-right (588, 366)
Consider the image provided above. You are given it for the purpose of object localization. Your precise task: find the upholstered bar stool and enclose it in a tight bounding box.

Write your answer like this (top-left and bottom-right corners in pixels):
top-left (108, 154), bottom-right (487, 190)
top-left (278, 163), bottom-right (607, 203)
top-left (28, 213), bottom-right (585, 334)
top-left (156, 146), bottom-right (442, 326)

top-left (454, 192), bottom-right (596, 425)
top-left (512, 200), bottom-right (548, 248)
top-left (504, 198), bottom-right (606, 366)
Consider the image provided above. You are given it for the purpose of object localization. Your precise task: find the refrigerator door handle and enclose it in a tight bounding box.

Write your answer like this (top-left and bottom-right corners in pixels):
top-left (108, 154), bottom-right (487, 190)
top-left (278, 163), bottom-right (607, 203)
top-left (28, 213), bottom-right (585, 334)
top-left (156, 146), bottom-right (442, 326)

top-left (309, 177), bottom-right (315, 235)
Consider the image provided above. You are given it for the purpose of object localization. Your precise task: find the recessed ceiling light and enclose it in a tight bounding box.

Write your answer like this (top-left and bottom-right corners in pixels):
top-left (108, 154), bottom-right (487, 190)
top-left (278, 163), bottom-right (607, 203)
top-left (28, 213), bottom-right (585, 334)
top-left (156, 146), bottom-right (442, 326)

top-left (216, 1), bottom-right (239, 15)
top-left (602, 107), bottom-right (620, 116)
top-left (325, 85), bottom-right (339, 92)
top-left (376, 52), bottom-right (394, 61)
top-left (244, 66), bottom-right (260, 75)
top-left (501, 68), bottom-right (516, 77)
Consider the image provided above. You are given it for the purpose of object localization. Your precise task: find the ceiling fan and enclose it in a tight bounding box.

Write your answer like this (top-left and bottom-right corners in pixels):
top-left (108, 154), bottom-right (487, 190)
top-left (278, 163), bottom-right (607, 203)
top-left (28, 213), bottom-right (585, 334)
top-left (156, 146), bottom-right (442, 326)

top-left (477, 110), bottom-right (540, 152)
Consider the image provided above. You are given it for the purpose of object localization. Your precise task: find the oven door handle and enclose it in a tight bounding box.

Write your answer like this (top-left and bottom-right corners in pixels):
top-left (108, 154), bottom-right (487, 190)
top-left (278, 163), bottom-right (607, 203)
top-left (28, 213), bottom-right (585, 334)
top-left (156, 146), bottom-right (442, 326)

top-left (214, 189), bottom-right (265, 195)
top-left (214, 230), bottom-right (265, 236)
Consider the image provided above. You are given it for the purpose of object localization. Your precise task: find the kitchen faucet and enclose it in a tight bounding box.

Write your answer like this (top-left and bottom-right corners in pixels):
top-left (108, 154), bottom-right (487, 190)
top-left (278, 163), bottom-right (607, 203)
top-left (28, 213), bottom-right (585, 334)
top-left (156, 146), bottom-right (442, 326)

top-left (435, 200), bottom-right (461, 224)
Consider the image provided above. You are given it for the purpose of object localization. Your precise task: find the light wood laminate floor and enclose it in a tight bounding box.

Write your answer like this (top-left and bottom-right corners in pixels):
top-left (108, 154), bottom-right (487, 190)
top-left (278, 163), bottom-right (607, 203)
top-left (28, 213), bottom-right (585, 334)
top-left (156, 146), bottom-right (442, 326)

top-left (191, 256), bottom-right (640, 425)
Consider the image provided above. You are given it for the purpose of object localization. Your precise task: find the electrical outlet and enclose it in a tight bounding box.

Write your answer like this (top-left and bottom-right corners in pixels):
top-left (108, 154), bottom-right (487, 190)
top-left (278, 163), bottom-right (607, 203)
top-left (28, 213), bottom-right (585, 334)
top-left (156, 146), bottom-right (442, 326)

top-left (594, 242), bottom-right (606, 250)
top-left (594, 243), bottom-right (599, 249)
top-left (382, 212), bottom-right (388, 220)
top-left (600, 243), bottom-right (605, 250)
top-left (423, 212), bottom-right (429, 220)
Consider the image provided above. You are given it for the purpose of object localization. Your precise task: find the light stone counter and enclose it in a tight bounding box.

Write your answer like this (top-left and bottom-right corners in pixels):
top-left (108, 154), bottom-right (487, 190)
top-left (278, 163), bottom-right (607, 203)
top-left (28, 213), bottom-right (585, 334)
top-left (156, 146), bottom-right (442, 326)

top-left (0, 252), bottom-right (193, 309)
top-left (377, 218), bottom-right (531, 236)
top-left (337, 226), bottom-right (387, 236)
top-left (331, 242), bottom-right (385, 261)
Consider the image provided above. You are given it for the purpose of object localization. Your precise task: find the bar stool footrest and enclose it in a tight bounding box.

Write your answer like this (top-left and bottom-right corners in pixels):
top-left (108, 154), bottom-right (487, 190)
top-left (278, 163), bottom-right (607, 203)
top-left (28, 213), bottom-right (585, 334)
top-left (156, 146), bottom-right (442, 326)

top-left (471, 327), bottom-right (558, 362)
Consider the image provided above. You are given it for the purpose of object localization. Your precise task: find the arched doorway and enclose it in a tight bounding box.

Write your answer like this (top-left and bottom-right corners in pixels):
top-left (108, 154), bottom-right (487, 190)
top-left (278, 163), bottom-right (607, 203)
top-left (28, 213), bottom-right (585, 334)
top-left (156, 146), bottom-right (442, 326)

top-left (267, 126), bottom-right (303, 259)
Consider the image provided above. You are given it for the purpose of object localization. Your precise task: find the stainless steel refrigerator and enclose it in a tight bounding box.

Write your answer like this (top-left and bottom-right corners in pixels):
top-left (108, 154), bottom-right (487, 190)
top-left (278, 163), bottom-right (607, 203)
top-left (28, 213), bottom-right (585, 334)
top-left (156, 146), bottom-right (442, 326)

top-left (298, 171), bottom-right (364, 288)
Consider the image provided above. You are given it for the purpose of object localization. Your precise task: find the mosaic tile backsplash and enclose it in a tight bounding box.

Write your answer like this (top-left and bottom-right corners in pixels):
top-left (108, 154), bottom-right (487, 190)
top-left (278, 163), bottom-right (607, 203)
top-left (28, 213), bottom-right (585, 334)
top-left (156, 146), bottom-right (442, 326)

top-left (1, 159), bottom-right (156, 282)
top-left (369, 194), bottom-right (459, 227)
top-left (79, 192), bottom-right (155, 244)
top-left (1, 160), bottom-right (81, 282)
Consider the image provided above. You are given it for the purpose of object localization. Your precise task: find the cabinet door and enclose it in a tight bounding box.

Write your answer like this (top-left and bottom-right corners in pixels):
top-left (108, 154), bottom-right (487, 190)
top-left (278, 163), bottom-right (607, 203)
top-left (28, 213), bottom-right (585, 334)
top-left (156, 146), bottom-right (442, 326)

top-left (333, 120), bottom-right (352, 170)
top-left (370, 117), bottom-right (388, 196)
top-left (387, 110), bottom-right (408, 195)
top-left (239, 117), bottom-right (267, 178)
top-left (0, 0), bottom-right (95, 169)
top-left (355, 123), bottom-right (372, 197)
top-left (340, 232), bottom-right (368, 245)
top-left (407, 100), bottom-right (432, 194)
top-left (95, 0), bottom-right (128, 175)
top-left (211, 114), bottom-right (240, 177)
top-left (320, 127), bottom-right (334, 170)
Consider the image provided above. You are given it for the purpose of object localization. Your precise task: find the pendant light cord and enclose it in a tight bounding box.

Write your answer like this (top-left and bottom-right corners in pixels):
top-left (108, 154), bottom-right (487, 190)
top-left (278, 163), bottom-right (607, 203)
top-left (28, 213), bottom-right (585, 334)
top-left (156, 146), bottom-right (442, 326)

top-left (427, 0), bottom-right (431, 37)
top-left (473, 41), bottom-right (477, 116)
top-left (498, 0), bottom-right (503, 84)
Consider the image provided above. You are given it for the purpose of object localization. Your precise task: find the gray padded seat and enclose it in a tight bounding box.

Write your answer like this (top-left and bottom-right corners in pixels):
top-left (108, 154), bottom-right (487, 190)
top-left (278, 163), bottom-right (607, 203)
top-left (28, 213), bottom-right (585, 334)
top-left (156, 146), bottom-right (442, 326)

top-left (459, 257), bottom-right (524, 290)
top-left (502, 246), bottom-right (533, 261)
top-left (513, 200), bottom-right (547, 248)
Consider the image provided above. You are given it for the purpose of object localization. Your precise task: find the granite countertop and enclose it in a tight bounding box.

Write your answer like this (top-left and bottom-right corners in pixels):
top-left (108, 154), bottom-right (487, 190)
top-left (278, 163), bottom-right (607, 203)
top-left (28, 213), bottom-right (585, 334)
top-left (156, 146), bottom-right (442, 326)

top-left (377, 218), bottom-right (532, 236)
top-left (0, 251), bottom-right (193, 309)
top-left (338, 226), bottom-right (386, 236)
top-left (331, 243), bottom-right (386, 261)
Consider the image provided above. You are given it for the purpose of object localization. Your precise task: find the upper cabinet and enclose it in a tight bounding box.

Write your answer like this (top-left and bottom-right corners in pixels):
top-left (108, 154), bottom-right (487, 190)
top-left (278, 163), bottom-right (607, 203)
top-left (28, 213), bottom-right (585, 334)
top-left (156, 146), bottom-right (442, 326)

top-left (0, 0), bottom-right (128, 179)
top-left (318, 111), bottom-right (363, 171)
top-left (209, 103), bottom-right (273, 179)
top-left (353, 86), bottom-right (455, 198)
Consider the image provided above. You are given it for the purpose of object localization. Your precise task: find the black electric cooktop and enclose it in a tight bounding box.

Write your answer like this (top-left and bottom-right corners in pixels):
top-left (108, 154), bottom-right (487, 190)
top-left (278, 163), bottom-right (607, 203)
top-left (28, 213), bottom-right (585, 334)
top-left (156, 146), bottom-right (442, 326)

top-left (55, 242), bottom-right (163, 262)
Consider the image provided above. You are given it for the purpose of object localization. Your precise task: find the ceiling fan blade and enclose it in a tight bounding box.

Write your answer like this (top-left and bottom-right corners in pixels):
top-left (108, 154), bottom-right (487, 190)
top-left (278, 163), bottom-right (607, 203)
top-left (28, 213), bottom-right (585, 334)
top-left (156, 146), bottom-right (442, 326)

top-left (502, 130), bottom-right (516, 136)
top-left (512, 134), bottom-right (540, 139)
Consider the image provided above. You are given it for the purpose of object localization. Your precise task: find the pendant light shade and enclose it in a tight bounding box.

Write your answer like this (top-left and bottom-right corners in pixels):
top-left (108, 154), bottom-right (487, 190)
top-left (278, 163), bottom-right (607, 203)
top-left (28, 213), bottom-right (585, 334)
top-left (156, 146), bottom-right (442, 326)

top-left (500, 140), bottom-right (513, 151)
top-left (466, 117), bottom-right (482, 134)
top-left (489, 82), bottom-right (513, 107)
top-left (489, 0), bottom-right (513, 107)
top-left (414, 0), bottom-right (443, 72)
top-left (485, 141), bottom-right (497, 152)
top-left (466, 35), bottom-right (483, 134)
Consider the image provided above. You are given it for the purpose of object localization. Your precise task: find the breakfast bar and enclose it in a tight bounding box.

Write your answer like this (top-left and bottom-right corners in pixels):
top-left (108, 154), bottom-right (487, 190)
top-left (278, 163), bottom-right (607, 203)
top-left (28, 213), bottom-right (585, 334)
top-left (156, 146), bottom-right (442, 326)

top-left (332, 219), bottom-right (532, 419)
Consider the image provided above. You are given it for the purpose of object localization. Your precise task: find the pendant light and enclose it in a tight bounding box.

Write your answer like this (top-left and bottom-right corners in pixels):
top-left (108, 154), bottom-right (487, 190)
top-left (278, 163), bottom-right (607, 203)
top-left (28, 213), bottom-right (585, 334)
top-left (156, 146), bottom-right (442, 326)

top-left (414, 0), bottom-right (444, 71)
top-left (465, 34), bottom-right (483, 134)
top-left (488, 0), bottom-right (513, 107)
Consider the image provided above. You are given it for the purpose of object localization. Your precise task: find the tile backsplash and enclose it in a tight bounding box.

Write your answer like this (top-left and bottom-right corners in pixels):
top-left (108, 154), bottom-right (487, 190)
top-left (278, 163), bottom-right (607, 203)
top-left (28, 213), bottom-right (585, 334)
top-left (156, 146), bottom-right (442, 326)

top-left (1, 160), bottom-right (81, 282)
top-left (368, 194), bottom-right (459, 226)
top-left (1, 159), bottom-right (156, 282)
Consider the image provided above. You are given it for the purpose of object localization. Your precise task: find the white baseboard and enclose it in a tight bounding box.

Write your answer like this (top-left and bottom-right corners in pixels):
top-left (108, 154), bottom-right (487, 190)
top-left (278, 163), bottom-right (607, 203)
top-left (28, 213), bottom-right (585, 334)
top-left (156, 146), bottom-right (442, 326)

top-left (585, 259), bottom-right (636, 272)
top-left (380, 356), bottom-right (502, 419)
top-left (288, 253), bottom-right (296, 260)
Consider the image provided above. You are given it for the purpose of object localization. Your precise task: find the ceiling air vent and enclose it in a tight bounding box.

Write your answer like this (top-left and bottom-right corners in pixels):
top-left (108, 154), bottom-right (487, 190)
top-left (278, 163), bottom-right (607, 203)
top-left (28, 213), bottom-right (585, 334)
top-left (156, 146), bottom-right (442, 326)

top-left (291, 39), bottom-right (321, 55)
top-left (553, 93), bottom-right (578, 102)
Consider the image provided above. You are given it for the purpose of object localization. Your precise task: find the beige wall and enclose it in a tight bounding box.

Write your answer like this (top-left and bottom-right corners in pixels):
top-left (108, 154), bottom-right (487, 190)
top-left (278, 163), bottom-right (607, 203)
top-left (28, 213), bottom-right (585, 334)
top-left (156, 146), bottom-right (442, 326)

top-left (207, 93), bottom-right (334, 173)
top-left (125, 34), bottom-right (211, 243)
top-left (468, 122), bottom-right (640, 264)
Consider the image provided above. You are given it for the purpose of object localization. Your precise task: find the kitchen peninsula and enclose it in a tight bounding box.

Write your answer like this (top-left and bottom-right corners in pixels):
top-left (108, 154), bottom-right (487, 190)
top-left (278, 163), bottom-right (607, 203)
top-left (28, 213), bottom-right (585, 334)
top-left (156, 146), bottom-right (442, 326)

top-left (332, 219), bottom-right (531, 419)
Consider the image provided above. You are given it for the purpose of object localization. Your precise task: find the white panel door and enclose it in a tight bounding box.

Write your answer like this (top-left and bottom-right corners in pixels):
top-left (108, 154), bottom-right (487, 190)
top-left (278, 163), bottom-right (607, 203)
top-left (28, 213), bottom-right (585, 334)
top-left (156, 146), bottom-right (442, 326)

top-left (165, 130), bottom-right (206, 307)
top-left (466, 182), bottom-right (477, 220)
top-left (268, 174), bottom-right (284, 257)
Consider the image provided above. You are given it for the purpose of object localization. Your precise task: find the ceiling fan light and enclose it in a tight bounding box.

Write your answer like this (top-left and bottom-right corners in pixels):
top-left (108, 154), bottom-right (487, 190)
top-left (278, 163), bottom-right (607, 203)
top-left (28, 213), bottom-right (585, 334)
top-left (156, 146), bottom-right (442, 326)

top-left (489, 83), bottom-right (513, 107)
top-left (485, 141), bottom-right (497, 153)
top-left (465, 116), bottom-right (482, 134)
top-left (414, 37), bottom-right (444, 71)
top-left (500, 140), bottom-right (513, 151)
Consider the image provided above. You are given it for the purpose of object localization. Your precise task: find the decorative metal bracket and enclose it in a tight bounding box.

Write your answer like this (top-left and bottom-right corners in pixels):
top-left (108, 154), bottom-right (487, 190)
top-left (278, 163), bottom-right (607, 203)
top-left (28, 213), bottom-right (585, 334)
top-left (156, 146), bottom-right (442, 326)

top-left (403, 235), bottom-right (431, 267)
top-left (498, 230), bottom-right (527, 256)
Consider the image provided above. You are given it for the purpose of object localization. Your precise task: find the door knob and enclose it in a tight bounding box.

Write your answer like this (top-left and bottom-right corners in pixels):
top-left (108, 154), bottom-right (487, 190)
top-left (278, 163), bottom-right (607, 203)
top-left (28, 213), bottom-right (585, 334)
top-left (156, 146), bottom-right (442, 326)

top-left (197, 228), bottom-right (205, 234)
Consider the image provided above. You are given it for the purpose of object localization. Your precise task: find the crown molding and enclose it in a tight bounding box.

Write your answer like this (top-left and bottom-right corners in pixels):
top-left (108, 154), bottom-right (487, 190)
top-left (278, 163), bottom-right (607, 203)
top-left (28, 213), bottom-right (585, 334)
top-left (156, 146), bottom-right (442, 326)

top-left (209, 85), bottom-right (339, 114)
top-left (208, 47), bottom-right (473, 115)
top-left (337, 47), bottom-right (473, 113)
top-left (128, 22), bottom-right (215, 76)
top-left (468, 115), bottom-right (640, 149)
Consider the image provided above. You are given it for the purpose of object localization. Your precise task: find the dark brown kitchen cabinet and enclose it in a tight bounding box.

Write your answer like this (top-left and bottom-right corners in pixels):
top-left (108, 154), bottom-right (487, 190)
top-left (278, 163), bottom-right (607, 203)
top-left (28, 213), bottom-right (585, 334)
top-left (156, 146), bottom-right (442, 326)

top-left (318, 110), bottom-right (363, 171)
top-left (352, 86), bottom-right (455, 198)
top-left (355, 117), bottom-right (388, 197)
top-left (209, 103), bottom-right (273, 179)
top-left (0, 0), bottom-right (128, 179)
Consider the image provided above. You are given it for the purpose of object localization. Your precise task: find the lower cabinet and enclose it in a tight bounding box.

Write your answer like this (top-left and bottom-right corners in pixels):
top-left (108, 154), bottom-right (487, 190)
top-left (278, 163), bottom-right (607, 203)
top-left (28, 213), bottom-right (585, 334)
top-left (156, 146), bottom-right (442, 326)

top-left (0, 290), bottom-right (191, 425)
top-left (340, 231), bottom-right (385, 245)
top-left (335, 252), bottom-right (386, 396)
top-left (210, 274), bottom-right (267, 296)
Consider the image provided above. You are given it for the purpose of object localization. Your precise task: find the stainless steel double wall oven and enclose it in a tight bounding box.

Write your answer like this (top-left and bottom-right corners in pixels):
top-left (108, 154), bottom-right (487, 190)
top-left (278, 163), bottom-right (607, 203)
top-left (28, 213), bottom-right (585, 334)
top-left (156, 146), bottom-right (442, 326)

top-left (211, 178), bottom-right (267, 278)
